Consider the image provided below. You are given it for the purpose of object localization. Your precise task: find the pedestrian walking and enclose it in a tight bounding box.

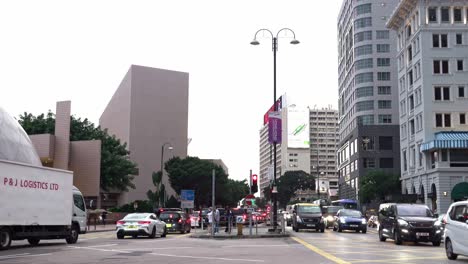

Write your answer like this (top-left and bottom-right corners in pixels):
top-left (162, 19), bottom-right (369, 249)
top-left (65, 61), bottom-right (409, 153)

top-left (214, 208), bottom-right (220, 233)
top-left (207, 207), bottom-right (213, 234)
top-left (225, 206), bottom-right (232, 233)
top-left (101, 211), bottom-right (108, 226)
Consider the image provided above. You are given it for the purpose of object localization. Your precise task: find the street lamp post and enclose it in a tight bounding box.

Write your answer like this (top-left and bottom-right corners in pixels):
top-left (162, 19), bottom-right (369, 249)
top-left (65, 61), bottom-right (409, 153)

top-left (316, 150), bottom-right (320, 199)
top-left (160, 142), bottom-right (173, 207)
top-left (251, 28), bottom-right (299, 231)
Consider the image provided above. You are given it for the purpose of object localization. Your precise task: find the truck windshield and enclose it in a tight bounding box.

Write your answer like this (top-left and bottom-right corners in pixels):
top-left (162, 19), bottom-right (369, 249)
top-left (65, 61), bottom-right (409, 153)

top-left (397, 205), bottom-right (433, 217)
top-left (298, 206), bottom-right (321, 214)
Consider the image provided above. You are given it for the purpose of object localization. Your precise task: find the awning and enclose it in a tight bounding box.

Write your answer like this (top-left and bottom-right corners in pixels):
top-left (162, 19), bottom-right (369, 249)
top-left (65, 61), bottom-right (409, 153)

top-left (451, 182), bottom-right (468, 200)
top-left (420, 132), bottom-right (468, 152)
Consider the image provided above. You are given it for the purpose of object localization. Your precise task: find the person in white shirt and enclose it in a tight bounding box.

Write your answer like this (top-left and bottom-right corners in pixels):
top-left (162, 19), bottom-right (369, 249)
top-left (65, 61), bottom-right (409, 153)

top-left (207, 207), bottom-right (213, 234)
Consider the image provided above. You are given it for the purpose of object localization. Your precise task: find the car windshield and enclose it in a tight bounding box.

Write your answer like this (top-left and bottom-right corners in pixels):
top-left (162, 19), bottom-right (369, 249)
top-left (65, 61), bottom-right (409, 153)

top-left (340, 210), bottom-right (362, 217)
top-left (397, 205), bottom-right (433, 217)
top-left (297, 206), bottom-right (321, 213)
top-left (124, 214), bottom-right (149, 220)
top-left (159, 213), bottom-right (181, 220)
top-left (326, 206), bottom-right (343, 214)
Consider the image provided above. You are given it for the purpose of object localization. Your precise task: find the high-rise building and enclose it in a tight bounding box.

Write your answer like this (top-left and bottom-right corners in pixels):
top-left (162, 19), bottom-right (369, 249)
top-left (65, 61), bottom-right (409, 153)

top-left (309, 107), bottom-right (339, 199)
top-left (387, 0), bottom-right (468, 214)
top-left (100, 65), bottom-right (189, 205)
top-left (337, 0), bottom-right (401, 200)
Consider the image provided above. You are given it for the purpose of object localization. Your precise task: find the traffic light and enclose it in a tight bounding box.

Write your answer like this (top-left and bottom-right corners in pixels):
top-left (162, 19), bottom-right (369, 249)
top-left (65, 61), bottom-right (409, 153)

top-left (251, 174), bottom-right (258, 193)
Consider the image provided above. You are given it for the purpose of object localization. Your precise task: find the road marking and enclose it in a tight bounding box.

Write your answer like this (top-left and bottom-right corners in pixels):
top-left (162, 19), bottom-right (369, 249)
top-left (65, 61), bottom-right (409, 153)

top-left (88, 244), bottom-right (118, 248)
top-left (222, 244), bottom-right (289, 248)
top-left (0, 253), bottom-right (51, 260)
top-left (122, 246), bottom-right (194, 251)
top-left (149, 252), bottom-right (265, 262)
top-left (68, 246), bottom-right (131, 254)
top-left (291, 236), bottom-right (351, 264)
top-left (349, 256), bottom-right (447, 263)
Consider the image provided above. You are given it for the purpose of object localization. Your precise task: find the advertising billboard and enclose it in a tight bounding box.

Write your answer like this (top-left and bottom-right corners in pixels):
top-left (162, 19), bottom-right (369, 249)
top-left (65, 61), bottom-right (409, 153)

top-left (287, 107), bottom-right (310, 148)
top-left (263, 95), bottom-right (287, 125)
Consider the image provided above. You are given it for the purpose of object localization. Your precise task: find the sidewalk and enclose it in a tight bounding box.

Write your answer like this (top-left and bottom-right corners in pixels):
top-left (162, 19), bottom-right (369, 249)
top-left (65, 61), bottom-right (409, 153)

top-left (190, 225), bottom-right (289, 239)
top-left (86, 224), bottom-right (116, 233)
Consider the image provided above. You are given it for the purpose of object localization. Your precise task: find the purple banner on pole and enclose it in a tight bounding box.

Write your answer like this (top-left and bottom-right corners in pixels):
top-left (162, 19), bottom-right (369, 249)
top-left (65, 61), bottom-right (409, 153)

top-left (268, 112), bottom-right (282, 144)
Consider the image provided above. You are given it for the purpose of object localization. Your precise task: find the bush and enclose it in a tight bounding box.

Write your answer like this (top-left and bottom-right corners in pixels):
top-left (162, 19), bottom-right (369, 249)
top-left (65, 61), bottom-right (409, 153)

top-left (108, 200), bottom-right (153, 213)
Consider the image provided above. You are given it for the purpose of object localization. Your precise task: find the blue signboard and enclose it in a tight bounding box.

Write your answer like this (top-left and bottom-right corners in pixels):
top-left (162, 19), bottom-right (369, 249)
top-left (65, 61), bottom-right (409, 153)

top-left (181, 189), bottom-right (195, 201)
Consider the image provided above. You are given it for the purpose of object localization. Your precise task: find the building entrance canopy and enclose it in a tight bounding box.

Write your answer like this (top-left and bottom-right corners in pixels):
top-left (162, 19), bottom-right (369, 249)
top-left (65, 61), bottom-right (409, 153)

top-left (452, 182), bottom-right (468, 201)
top-left (420, 132), bottom-right (468, 152)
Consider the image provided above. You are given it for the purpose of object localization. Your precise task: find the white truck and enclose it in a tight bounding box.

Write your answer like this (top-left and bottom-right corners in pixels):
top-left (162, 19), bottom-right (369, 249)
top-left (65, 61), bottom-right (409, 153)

top-left (0, 159), bottom-right (87, 250)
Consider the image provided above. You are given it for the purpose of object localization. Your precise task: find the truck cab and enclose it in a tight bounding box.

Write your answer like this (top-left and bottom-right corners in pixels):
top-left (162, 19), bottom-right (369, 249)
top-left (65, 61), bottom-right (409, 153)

top-left (72, 187), bottom-right (87, 234)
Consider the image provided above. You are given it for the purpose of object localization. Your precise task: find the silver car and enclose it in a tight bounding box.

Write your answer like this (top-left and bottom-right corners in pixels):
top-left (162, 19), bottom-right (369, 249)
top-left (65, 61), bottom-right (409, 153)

top-left (116, 213), bottom-right (167, 239)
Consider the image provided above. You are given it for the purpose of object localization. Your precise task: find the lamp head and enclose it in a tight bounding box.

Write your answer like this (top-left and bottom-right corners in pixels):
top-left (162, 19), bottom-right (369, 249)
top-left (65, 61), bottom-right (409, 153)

top-left (168, 146), bottom-right (174, 150)
top-left (250, 39), bottom-right (260, 45)
top-left (290, 39), bottom-right (300, 45)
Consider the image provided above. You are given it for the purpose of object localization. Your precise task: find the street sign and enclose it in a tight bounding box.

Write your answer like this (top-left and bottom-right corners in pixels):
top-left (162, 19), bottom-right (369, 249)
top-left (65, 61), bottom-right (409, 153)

top-left (181, 200), bottom-right (194, 209)
top-left (267, 165), bottom-right (274, 180)
top-left (268, 111), bottom-right (282, 144)
top-left (180, 189), bottom-right (195, 209)
top-left (245, 194), bottom-right (255, 206)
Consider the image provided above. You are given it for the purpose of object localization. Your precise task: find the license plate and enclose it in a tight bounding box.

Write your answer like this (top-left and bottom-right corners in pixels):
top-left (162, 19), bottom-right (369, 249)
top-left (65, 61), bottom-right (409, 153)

top-left (166, 224), bottom-right (172, 228)
top-left (416, 232), bottom-right (429, 236)
top-left (127, 225), bottom-right (137, 229)
top-left (307, 224), bottom-right (315, 227)
top-left (350, 225), bottom-right (358, 227)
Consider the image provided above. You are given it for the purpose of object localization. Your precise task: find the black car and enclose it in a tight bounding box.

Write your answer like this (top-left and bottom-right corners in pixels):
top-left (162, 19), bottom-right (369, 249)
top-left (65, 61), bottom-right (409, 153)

top-left (323, 206), bottom-right (343, 229)
top-left (292, 203), bottom-right (325, 232)
top-left (378, 203), bottom-right (441, 246)
top-left (333, 209), bottom-right (367, 233)
top-left (159, 211), bottom-right (191, 234)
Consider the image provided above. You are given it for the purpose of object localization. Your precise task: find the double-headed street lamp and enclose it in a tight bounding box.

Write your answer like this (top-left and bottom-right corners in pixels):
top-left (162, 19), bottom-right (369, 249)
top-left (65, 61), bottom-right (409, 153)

top-left (160, 142), bottom-right (173, 207)
top-left (250, 28), bottom-right (299, 231)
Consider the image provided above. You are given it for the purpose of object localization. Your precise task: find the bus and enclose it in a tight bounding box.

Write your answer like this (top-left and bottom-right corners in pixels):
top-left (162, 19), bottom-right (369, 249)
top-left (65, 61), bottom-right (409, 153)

top-left (330, 199), bottom-right (358, 209)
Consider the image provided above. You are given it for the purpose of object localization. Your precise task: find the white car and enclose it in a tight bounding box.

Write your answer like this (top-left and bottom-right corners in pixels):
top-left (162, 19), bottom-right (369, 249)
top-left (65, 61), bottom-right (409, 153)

top-left (445, 201), bottom-right (468, 260)
top-left (116, 213), bottom-right (167, 239)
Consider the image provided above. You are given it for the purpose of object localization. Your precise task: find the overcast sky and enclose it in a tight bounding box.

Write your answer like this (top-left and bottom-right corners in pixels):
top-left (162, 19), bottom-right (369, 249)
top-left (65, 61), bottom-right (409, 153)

top-left (0, 0), bottom-right (342, 183)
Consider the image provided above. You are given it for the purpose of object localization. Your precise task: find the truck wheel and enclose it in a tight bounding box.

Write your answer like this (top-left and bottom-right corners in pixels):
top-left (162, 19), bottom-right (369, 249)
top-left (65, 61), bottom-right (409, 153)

top-left (0, 228), bottom-right (12, 250)
top-left (66, 225), bottom-right (79, 244)
top-left (27, 238), bottom-right (40, 246)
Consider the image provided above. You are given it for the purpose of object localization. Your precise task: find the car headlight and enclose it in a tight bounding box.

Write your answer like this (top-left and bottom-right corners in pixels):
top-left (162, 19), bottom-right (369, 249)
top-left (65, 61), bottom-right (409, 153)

top-left (326, 216), bottom-right (334, 222)
top-left (361, 218), bottom-right (367, 224)
top-left (397, 219), bottom-right (408, 227)
top-left (434, 220), bottom-right (441, 227)
top-left (340, 217), bottom-right (346, 224)
top-left (296, 216), bottom-right (302, 223)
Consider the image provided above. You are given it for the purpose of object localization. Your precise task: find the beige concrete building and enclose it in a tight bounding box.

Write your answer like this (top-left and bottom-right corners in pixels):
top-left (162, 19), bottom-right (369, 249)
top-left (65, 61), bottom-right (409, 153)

top-left (100, 65), bottom-right (189, 206)
top-left (29, 101), bottom-right (102, 208)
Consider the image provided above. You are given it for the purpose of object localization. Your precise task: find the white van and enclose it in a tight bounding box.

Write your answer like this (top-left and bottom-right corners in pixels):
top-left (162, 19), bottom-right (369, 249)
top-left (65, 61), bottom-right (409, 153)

top-left (444, 201), bottom-right (468, 260)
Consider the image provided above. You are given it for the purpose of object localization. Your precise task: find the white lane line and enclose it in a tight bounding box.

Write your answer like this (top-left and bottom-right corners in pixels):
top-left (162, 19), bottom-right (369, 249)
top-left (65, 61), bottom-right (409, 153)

top-left (68, 246), bottom-right (131, 254)
top-left (122, 247), bottom-right (194, 251)
top-left (88, 244), bottom-right (118, 248)
top-left (0, 253), bottom-right (30, 259)
top-left (0, 253), bottom-right (51, 260)
top-left (222, 245), bottom-right (288, 248)
top-left (150, 252), bottom-right (265, 262)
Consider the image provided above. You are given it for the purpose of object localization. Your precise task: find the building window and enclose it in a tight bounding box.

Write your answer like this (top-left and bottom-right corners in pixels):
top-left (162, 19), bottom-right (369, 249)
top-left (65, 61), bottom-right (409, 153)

top-left (433, 60), bottom-right (449, 74)
top-left (428, 7), bottom-right (438, 23)
top-left (441, 7), bottom-right (450, 23)
top-left (378, 86), bottom-right (391, 95)
top-left (409, 119), bottom-right (415, 135)
top-left (354, 17), bottom-right (372, 29)
top-left (378, 100), bottom-right (392, 109)
top-left (435, 113), bottom-right (451, 127)
top-left (355, 72), bottom-right (374, 84)
top-left (408, 70), bottom-right (414, 85)
top-left (409, 95), bottom-right (414, 110)
top-left (457, 60), bottom-right (464, 71)
top-left (376, 44), bottom-right (390, 53)
top-left (355, 3), bottom-right (372, 15)
top-left (456, 34), bottom-right (463, 45)
top-left (377, 58), bottom-right (390, 67)
top-left (362, 158), bottom-right (375, 168)
top-left (460, 113), bottom-right (466, 125)
top-left (403, 150), bottom-right (408, 171)
top-left (379, 136), bottom-right (393, 150)
top-left (380, 158), bottom-right (393, 168)
top-left (377, 72), bottom-right (390, 81)
top-left (355, 58), bottom-right (373, 70)
top-left (356, 100), bottom-right (374, 111)
top-left (459, 86), bottom-right (465, 98)
top-left (376, 30), bottom-right (390, 39)
top-left (434, 86), bottom-right (450, 101)
top-left (378, 114), bottom-right (392, 124)
top-left (355, 44), bottom-right (373, 56)
top-left (433, 34), bottom-right (448, 48)
top-left (354, 31), bottom-right (372, 43)
top-left (356, 86), bottom-right (373, 97)
top-left (454, 7), bottom-right (463, 23)
top-left (357, 115), bottom-right (374, 125)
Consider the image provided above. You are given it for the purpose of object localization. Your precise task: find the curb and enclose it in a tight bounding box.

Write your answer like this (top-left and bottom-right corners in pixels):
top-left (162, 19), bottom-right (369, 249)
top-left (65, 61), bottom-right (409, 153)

top-left (85, 229), bottom-right (116, 233)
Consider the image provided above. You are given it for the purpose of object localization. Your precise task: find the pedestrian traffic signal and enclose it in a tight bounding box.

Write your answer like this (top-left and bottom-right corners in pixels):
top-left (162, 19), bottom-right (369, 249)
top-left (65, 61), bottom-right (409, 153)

top-left (251, 174), bottom-right (258, 193)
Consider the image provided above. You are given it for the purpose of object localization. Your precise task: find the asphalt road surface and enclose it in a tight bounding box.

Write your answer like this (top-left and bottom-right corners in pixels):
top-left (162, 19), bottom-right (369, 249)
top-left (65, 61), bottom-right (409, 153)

top-left (1, 227), bottom-right (468, 264)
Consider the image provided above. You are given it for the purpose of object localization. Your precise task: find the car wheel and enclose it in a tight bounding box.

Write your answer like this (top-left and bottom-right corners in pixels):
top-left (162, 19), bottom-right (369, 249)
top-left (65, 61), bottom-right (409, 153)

top-left (333, 225), bottom-right (337, 232)
top-left (66, 224), bottom-right (79, 244)
top-left (161, 227), bottom-right (167, 238)
top-left (180, 228), bottom-right (185, 234)
top-left (320, 228), bottom-right (324, 233)
top-left (27, 238), bottom-right (40, 246)
top-left (355, 230), bottom-right (360, 233)
top-left (132, 235), bottom-right (138, 238)
top-left (338, 225), bottom-right (342, 233)
top-left (432, 240), bottom-right (441, 247)
top-left (294, 226), bottom-right (299, 232)
top-left (446, 239), bottom-right (458, 260)
top-left (362, 229), bottom-right (367, 234)
top-left (149, 227), bottom-right (156, 238)
top-left (394, 229), bottom-right (402, 245)
top-left (0, 228), bottom-right (12, 250)
top-left (117, 233), bottom-right (124, 239)
top-left (379, 228), bottom-right (386, 242)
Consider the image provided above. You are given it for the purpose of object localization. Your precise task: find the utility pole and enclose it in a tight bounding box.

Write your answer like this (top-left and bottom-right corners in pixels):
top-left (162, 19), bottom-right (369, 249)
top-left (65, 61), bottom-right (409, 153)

top-left (211, 169), bottom-right (215, 237)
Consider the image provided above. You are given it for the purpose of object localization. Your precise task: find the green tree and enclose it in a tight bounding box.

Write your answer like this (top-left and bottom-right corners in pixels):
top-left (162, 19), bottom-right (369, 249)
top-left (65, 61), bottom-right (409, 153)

top-left (276, 170), bottom-right (315, 208)
top-left (223, 179), bottom-right (249, 207)
top-left (255, 197), bottom-right (268, 209)
top-left (359, 170), bottom-right (401, 204)
top-left (164, 157), bottom-right (230, 208)
top-left (18, 112), bottom-right (138, 192)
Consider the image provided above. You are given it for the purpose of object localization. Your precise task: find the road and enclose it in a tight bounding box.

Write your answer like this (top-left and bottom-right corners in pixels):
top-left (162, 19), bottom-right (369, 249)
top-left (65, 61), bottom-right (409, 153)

top-left (1, 227), bottom-right (467, 264)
